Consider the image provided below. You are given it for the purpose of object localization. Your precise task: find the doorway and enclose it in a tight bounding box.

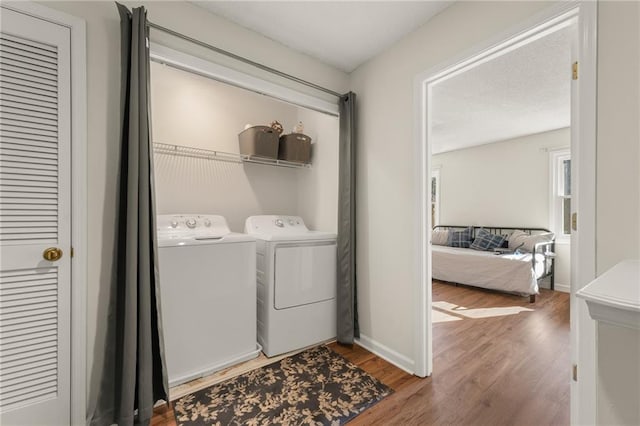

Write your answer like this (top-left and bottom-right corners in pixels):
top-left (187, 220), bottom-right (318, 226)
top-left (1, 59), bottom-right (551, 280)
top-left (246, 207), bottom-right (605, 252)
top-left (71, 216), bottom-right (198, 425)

top-left (413, 2), bottom-right (597, 424)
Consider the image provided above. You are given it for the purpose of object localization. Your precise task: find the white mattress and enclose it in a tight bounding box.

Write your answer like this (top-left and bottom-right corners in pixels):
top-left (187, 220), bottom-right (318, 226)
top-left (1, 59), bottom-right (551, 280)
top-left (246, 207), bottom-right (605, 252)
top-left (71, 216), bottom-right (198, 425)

top-left (432, 245), bottom-right (544, 296)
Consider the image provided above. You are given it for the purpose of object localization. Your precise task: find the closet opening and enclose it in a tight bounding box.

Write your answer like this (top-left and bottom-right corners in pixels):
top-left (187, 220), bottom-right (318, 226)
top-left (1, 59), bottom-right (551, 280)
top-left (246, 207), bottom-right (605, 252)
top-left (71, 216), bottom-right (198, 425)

top-left (149, 43), bottom-right (341, 398)
top-left (414, 2), bottom-right (597, 422)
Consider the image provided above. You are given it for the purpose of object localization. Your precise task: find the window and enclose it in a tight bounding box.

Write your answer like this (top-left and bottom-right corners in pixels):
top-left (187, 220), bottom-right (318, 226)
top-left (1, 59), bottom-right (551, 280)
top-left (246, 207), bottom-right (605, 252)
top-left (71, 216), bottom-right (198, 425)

top-left (431, 169), bottom-right (440, 227)
top-left (550, 150), bottom-right (571, 240)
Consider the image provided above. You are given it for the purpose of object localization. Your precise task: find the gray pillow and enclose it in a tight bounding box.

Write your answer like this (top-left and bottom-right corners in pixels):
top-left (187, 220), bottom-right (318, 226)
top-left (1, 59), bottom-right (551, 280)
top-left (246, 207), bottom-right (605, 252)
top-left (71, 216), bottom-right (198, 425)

top-left (470, 228), bottom-right (506, 251)
top-left (447, 227), bottom-right (473, 248)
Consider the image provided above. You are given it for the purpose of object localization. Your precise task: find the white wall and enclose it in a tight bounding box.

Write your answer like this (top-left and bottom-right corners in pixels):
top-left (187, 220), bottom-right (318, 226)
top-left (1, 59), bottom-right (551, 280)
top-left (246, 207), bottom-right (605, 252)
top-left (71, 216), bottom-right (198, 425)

top-left (434, 128), bottom-right (569, 228)
top-left (596, 322), bottom-right (640, 425)
top-left (554, 244), bottom-right (570, 292)
top-left (38, 0), bottom-right (348, 417)
top-left (295, 108), bottom-right (339, 233)
top-left (593, 4), bottom-right (640, 423)
top-left (151, 62), bottom-right (300, 153)
top-left (596, 0), bottom-right (640, 274)
top-left (350, 0), bottom-right (640, 369)
top-left (433, 128), bottom-right (571, 289)
top-left (151, 62), bottom-right (339, 233)
top-left (151, 62), bottom-right (297, 232)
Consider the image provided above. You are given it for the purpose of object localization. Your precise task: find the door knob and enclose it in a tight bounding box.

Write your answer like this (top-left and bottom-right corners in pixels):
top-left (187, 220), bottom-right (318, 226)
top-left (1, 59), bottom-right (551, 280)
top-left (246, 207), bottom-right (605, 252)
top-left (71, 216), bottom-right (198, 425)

top-left (43, 247), bottom-right (63, 262)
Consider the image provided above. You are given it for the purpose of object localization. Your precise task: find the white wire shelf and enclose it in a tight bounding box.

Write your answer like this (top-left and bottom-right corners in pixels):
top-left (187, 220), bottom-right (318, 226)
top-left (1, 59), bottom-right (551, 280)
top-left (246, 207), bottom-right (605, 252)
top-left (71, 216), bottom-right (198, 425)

top-left (153, 142), bottom-right (311, 169)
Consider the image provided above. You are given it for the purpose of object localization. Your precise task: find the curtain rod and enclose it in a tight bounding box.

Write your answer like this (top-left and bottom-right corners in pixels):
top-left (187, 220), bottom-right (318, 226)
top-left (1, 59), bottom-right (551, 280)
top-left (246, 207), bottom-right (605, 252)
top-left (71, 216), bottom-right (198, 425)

top-left (147, 21), bottom-right (343, 99)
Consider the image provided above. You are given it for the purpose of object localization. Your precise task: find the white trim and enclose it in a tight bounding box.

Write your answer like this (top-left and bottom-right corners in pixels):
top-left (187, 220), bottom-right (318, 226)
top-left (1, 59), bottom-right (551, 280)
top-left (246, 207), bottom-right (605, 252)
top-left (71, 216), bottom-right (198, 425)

top-left (1, 3), bottom-right (89, 425)
top-left (355, 334), bottom-right (415, 375)
top-left (149, 44), bottom-right (339, 116)
top-left (570, 2), bottom-right (598, 424)
top-left (413, 66), bottom-right (430, 377)
top-left (556, 283), bottom-right (571, 293)
top-left (70, 16), bottom-right (88, 426)
top-left (550, 148), bottom-right (572, 244)
top-left (413, 2), bottom-right (597, 421)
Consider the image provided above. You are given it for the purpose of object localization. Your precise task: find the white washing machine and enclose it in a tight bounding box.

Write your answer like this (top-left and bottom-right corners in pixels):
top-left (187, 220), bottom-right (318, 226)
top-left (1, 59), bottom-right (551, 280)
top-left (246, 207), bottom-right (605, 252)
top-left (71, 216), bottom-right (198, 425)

top-left (245, 215), bottom-right (337, 357)
top-left (157, 214), bottom-right (260, 387)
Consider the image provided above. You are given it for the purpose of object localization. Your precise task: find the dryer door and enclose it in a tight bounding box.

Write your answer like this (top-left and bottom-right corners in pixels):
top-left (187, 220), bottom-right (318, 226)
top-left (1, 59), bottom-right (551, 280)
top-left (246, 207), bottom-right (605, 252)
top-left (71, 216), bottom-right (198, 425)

top-left (274, 241), bottom-right (337, 309)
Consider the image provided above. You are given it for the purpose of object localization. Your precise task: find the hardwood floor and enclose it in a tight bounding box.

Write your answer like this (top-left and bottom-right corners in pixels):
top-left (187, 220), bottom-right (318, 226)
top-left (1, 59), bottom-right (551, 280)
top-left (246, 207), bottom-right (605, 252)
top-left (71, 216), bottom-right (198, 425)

top-left (349, 281), bottom-right (570, 425)
top-left (152, 281), bottom-right (570, 425)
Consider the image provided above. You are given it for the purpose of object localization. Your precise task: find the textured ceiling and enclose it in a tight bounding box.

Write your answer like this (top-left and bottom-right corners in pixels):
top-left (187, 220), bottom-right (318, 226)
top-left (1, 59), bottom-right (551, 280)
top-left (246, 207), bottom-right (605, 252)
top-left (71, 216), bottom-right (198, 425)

top-left (193, 1), bottom-right (453, 72)
top-left (431, 25), bottom-right (575, 154)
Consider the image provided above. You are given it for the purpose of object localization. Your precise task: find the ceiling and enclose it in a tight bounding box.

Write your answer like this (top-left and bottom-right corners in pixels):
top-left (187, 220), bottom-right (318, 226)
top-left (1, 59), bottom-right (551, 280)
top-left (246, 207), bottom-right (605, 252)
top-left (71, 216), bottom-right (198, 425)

top-left (431, 24), bottom-right (574, 154)
top-left (193, 1), bottom-right (453, 72)
top-left (192, 2), bottom-right (572, 153)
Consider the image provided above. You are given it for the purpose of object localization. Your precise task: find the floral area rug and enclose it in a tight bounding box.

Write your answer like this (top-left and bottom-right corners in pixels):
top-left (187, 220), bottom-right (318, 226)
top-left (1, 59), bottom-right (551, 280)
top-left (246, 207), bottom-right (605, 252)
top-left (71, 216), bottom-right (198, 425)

top-left (173, 345), bottom-right (393, 425)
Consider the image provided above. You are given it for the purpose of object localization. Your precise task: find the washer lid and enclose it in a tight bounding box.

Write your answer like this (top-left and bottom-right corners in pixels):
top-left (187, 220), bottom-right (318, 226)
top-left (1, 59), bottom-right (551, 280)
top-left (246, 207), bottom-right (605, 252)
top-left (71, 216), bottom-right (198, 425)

top-left (245, 215), bottom-right (337, 241)
top-left (157, 232), bottom-right (254, 247)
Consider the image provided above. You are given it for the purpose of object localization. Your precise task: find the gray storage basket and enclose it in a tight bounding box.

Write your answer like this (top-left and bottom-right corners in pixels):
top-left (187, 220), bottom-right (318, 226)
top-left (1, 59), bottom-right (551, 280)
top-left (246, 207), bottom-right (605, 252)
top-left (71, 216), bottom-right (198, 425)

top-left (238, 126), bottom-right (279, 159)
top-left (278, 133), bottom-right (312, 163)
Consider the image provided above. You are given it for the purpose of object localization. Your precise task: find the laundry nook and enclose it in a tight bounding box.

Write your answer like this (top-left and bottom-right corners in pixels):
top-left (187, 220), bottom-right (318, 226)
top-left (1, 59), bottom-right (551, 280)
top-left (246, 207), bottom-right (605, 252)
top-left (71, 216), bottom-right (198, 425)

top-left (148, 42), bottom-right (344, 388)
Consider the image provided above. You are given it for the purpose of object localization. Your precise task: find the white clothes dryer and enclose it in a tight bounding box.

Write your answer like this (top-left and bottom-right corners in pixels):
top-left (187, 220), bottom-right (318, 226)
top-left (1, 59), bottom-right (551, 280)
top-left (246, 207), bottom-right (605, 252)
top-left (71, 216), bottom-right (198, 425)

top-left (245, 215), bottom-right (337, 357)
top-left (157, 214), bottom-right (260, 386)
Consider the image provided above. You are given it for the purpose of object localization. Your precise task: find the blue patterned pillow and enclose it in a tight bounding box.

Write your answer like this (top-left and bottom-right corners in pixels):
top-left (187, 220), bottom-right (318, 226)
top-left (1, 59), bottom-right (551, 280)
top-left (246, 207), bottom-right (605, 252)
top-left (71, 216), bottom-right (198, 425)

top-left (447, 227), bottom-right (473, 248)
top-left (470, 228), bottom-right (506, 251)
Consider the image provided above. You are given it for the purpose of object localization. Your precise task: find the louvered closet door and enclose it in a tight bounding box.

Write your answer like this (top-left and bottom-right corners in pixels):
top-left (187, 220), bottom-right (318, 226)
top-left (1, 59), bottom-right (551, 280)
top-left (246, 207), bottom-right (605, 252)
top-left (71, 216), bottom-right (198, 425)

top-left (0, 7), bottom-right (71, 426)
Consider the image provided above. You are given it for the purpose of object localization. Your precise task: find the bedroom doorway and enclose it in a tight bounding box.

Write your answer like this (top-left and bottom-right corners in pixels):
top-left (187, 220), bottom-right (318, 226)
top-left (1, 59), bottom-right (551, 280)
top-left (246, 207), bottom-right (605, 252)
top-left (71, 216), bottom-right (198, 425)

top-left (413, 2), bottom-right (597, 424)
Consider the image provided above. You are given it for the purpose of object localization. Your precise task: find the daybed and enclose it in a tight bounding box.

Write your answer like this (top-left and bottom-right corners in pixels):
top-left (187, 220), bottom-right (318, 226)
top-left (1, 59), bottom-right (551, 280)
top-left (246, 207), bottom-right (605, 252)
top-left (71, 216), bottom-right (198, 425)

top-left (432, 226), bottom-right (555, 302)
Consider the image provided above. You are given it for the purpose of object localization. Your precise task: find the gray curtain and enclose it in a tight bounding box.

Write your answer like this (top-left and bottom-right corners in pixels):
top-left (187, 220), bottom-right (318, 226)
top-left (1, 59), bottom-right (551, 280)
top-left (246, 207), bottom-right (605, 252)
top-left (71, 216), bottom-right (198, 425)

top-left (90, 4), bottom-right (168, 425)
top-left (337, 92), bottom-right (359, 344)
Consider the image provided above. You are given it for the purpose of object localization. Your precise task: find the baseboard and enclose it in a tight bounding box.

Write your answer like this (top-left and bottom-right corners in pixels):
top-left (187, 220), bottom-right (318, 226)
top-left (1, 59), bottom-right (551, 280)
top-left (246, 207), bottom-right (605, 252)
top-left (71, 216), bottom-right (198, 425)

top-left (355, 334), bottom-right (415, 374)
top-left (554, 283), bottom-right (570, 293)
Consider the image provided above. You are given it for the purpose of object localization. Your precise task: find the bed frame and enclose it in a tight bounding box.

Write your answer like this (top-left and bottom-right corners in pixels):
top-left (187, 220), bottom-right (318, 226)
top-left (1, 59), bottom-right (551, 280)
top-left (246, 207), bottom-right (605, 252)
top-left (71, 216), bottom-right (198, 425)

top-left (433, 225), bottom-right (556, 302)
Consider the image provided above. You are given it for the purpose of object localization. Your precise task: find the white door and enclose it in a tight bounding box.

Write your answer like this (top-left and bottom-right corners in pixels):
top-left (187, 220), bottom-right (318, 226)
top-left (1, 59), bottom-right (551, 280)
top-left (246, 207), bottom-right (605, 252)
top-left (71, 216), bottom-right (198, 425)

top-left (0, 7), bottom-right (72, 425)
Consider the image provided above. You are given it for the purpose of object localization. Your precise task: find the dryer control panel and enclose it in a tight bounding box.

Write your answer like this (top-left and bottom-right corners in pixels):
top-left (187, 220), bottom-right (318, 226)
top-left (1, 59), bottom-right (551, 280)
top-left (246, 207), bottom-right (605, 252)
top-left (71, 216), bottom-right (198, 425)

top-left (245, 215), bottom-right (307, 234)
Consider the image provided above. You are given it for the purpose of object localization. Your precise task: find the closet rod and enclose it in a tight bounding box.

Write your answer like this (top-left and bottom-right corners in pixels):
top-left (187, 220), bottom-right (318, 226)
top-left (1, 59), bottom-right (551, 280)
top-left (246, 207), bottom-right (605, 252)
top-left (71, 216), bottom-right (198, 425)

top-left (147, 21), bottom-right (343, 99)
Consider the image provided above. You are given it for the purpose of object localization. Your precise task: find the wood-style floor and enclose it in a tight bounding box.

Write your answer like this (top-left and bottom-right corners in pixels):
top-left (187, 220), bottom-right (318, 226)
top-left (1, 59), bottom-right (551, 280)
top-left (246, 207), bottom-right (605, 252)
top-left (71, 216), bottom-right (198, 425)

top-left (152, 281), bottom-right (570, 425)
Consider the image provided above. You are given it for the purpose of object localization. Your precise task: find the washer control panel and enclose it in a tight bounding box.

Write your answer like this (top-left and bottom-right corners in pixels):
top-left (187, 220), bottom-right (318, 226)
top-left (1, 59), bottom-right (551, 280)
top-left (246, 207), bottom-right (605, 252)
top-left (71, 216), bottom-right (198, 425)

top-left (157, 214), bottom-right (229, 238)
top-left (245, 215), bottom-right (307, 234)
